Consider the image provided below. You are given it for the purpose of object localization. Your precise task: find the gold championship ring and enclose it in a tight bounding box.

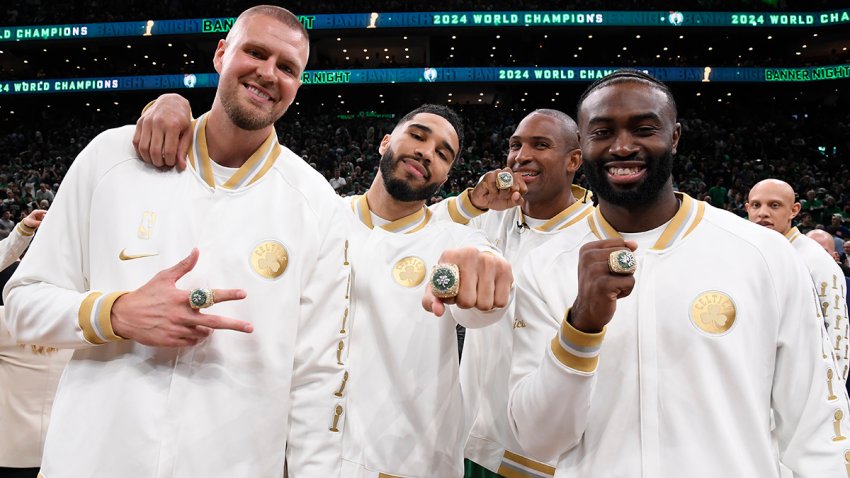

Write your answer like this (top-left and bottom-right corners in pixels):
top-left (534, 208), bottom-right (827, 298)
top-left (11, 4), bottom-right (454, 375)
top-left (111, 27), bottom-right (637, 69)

top-left (430, 264), bottom-right (460, 299)
top-left (608, 250), bottom-right (637, 275)
top-left (496, 171), bottom-right (514, 190)
top-left (189, 288), bottom-right (215, 309)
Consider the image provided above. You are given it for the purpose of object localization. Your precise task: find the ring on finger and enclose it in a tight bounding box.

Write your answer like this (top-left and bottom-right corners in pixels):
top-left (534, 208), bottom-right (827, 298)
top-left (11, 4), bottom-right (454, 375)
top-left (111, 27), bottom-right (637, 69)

top-left (189, 288), bottom-right (215, 309)
top-left (430, 264), bottom-right (460, 299)
top-left (496, 171), bottom-right (514, 190)
top-left (608, 250), bottom-right (637, 275)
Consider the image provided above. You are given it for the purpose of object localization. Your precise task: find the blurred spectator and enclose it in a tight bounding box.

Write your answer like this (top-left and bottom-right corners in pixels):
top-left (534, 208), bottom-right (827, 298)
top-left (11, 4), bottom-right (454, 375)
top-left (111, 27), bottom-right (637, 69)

top-left (0, 211), bottom-right (14, 240)
top-left (827, 214), bottom-right (850, 241)
top-left (707, 178), bottom-right (727, 208)
top-left (34, 183), bottom-right (54, 204)
top-left (329, 169), bottom-right (347, 193)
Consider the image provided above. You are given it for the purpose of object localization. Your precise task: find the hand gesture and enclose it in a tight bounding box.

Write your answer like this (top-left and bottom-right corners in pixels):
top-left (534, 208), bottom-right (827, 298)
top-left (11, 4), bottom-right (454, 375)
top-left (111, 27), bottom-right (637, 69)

top-left (110, 249), bottom-right (251, 347)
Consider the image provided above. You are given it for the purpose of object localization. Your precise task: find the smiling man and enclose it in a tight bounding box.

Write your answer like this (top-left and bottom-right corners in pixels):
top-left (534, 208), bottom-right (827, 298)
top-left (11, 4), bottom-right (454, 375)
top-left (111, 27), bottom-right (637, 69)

top-left (747, 178), bottom-right (848, 379)
top-left (507, 70), bottom-right (849, 477)
top-left (327, 104), bottom-right (513, 478)
top-left (4, 6), bottom-right (350, 477)
top-left (431, 109), bottom-right (592, 478)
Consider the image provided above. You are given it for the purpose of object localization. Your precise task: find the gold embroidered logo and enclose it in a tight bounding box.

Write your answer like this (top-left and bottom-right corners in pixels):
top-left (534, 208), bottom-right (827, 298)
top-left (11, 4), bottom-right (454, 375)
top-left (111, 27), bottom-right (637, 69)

top-left (137, 211), bottom-right (156, 240)
top-left (334, 371), bottom-right (349, 397)
top-left (329, 404), bottom-right (343, 432)
top-left (513, 318), bottom-right (526, 329)
top-left (828, 369), bottom-right (838, 401)
top-left (118, 249), bottom-right (158, 261)
top-left (392, 256), bottom-right (426, 287)
top-left (834, 409), bottom-right (847, 442)
top-left (250, 241), bottom-right (289, 279)
top-left (690, 291), bottom-right (737, 335)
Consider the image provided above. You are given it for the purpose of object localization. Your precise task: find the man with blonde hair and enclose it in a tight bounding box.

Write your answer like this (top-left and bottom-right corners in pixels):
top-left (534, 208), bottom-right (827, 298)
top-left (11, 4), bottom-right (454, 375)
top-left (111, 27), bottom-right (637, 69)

top-left (5, 6), bottom-right (348, 477)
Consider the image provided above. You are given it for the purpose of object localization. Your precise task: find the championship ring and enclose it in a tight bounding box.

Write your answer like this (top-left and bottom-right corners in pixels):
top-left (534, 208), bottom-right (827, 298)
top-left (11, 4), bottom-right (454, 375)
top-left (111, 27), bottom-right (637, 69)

top-left (189, 288), bottom-right (215, 309)
top-left (430, 263), bottom-right (460, 299)
top-left (496, 171), bottom-right (514, 190)
top-left (608, 250), bottom-right (637, 275)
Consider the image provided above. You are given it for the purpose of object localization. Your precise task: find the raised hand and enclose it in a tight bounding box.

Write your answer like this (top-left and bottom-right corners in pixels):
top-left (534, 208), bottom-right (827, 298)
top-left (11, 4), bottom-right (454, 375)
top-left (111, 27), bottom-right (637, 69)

top-left (568, 239), bottom-right (638, 333)
top-left (468, 168), bottom-right (528, 211)
top-left (110, 248), bottom-right (251, 347)
top-left (22, 209), bottom-right (47, 229)
top-left (422, 246), bottom-right (513, 317)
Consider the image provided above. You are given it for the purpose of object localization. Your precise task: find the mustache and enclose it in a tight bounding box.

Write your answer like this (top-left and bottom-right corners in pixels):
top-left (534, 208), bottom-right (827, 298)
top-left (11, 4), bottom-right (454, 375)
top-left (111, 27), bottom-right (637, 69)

top-left (395, 154), bottom-right (431, 179)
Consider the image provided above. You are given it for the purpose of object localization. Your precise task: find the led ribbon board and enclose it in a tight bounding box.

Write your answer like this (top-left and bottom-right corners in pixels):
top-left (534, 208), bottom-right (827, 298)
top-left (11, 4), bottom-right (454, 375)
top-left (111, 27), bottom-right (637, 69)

top-left (1, 66), bottom-right (848, 94)
top-left (1, 9), bottom-right (848, 41)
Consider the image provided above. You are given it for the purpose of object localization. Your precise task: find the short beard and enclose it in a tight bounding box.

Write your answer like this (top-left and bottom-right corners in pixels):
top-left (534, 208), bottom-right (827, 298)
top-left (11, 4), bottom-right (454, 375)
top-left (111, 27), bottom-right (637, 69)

top-left (379, 147), bottom-right (442, 202)
top-left (583, 149), bottom-right (674, 207)
top-left (221, 94), bottom-right (278, 131)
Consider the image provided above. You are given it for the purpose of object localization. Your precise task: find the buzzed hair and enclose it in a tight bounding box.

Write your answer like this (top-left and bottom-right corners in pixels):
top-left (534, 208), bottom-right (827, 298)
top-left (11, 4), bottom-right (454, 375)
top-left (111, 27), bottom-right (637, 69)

top-left (229, 5), bottom-right (309, 44)
top-left (577, 69), bottom-right (677, 119)
top-left (528, 108), bottom-right (579, 148)
top-left (398, 104), bottom-right (465, 161)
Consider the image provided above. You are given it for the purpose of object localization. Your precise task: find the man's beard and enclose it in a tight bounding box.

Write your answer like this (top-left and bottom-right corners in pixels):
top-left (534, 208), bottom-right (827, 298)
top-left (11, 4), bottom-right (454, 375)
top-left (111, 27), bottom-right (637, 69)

top-left (221, 88), bottom-right (279, 131)
top-left (583, 149), bottom-right (674, 207)
top-left (379, 147), bottom-right (443, 202)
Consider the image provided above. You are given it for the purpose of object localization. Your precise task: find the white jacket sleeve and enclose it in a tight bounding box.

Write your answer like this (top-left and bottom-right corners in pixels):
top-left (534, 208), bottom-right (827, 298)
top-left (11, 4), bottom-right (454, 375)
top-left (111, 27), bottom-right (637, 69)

top-left (809, 255), bottom-right (849, 382)
top-left (771, 249), bottom-right (850, 477)
top-left (3, 129), bottom-right (127, 349)
top-left (507, 256), bottom-right (602, 463)
top-left (286, 204), bottom-right (348, 477)
top-left (0, 222), bottom-right (36, 271)
top-left (429, 188), bottom-right (487, 226)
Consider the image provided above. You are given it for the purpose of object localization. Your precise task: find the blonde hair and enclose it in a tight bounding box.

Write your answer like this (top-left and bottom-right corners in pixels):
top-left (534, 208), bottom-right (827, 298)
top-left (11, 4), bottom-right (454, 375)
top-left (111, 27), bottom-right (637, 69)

top-left (229, 5), bottom-right (309, 44)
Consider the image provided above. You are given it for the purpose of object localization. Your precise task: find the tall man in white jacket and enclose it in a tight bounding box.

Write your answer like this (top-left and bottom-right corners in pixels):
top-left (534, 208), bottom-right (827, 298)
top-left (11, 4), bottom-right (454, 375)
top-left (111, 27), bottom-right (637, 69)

top-left (508, 70), bottom-right (850, 477)
top-left (3, 6), bottom-right (351, 477)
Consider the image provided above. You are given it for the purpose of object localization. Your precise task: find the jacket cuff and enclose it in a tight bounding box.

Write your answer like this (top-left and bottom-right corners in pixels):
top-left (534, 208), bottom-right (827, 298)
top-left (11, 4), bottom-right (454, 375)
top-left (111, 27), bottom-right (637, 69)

top-left (549, 308), bottom-right (606, 373)
top-left (78, 291), bottom-right (130, 344)
top-left (447, 188), bottom-right (487, 225)
top-left (15, 222), bottom-right (35, 237)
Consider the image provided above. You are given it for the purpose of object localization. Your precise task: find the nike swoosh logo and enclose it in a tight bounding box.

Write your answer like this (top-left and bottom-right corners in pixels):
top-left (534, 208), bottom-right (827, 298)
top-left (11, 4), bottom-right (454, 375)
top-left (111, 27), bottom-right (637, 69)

top-left (119, 249), bottom-right (158, 261)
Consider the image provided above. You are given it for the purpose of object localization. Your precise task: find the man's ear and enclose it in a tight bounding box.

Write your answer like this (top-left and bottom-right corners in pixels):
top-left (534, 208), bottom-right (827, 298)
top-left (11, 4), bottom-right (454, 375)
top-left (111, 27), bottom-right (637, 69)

top-left (790, 202), bottom-right (801, 220)
top-left (213, 39), bottom-right (227, 73)
top-left (671, 122), bottom-right (682, 155)
top-left (378, 134), bottom-right (391, 155)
